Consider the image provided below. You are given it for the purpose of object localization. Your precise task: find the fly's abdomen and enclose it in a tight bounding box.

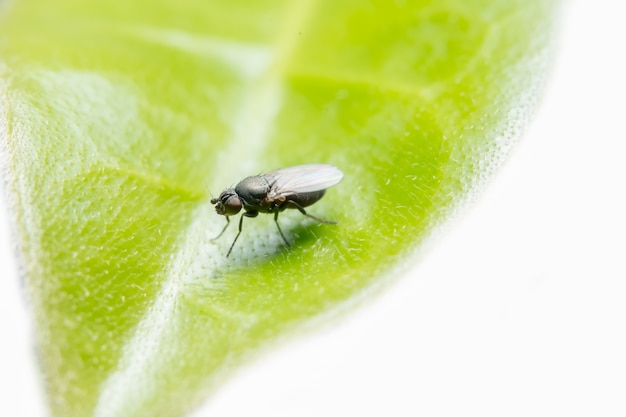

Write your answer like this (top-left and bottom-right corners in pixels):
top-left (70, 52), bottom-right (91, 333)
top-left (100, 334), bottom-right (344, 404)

top-left (285, 189), bottom-right (326, 209)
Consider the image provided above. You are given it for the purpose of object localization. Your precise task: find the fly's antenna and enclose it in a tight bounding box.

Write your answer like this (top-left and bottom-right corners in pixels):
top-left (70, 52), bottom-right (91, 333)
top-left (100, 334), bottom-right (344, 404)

top-left (204, 182), bottom-right (216, 200)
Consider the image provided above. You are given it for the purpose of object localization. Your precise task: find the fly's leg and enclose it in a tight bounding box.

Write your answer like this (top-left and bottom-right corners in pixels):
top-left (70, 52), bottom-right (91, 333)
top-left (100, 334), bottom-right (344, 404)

top-left (212, 216), bottom-right (230, 240)
top-left (226, 211), bottom-right (258, 257)
top-left (273, 211), bottom-right (291, 248)
top-left (284, 200), bottom-right (337, 224)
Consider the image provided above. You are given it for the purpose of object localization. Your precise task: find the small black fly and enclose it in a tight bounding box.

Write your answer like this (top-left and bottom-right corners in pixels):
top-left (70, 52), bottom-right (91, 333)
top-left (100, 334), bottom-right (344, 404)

top-left (210, 164), bottom-right (343, 257)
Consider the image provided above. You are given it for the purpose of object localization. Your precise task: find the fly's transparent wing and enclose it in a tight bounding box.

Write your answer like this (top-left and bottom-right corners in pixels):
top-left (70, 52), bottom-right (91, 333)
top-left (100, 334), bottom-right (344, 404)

top-left (264, 164), bottom-right (343, 198)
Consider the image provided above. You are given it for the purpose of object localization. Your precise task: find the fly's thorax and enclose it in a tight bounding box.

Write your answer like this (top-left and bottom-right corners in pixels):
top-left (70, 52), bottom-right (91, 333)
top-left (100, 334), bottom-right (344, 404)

top-left (235, 175), bottom-right (272, 209)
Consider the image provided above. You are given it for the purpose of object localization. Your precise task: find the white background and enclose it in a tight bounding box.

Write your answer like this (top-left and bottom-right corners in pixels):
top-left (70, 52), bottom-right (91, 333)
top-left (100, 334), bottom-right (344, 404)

top-left (2, 1), bottom-right (625, 415)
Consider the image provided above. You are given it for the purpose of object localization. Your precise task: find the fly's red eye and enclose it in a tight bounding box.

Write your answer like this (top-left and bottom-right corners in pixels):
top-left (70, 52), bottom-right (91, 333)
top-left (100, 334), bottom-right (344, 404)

top-left (222, 195), bottom-right (242, 215)
top-left (211, 189), bottom-right (242, 216)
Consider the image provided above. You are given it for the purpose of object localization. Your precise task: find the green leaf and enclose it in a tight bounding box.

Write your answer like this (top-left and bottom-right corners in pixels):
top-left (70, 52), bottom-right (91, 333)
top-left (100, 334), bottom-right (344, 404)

top-left (0, 1), bottom-right (557, 416)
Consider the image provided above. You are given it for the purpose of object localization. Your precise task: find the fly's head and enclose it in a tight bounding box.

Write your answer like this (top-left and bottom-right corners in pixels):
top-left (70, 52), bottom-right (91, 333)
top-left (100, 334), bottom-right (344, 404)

top-left (211, 189), bottom-right (242, 216)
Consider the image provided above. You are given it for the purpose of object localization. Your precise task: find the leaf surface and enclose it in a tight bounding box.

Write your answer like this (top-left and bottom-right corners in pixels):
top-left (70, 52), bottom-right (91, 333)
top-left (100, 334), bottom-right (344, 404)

top-left (0, 1), bottom-right (557, 416)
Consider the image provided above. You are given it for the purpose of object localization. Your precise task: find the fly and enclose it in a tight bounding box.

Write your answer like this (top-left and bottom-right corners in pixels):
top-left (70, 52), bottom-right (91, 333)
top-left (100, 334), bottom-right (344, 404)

top-left (210, 164), bottom-right (344, 257)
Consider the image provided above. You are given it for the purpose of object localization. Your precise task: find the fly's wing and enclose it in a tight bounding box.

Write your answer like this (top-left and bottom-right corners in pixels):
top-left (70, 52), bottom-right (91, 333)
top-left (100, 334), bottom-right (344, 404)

top-left (265, 164), bottom-right (343, 199)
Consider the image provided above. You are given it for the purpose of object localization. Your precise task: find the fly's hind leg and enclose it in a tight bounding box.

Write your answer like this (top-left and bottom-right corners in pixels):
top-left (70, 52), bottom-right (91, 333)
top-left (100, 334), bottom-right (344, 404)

top-left (284, 200), bottom-right (337, 224)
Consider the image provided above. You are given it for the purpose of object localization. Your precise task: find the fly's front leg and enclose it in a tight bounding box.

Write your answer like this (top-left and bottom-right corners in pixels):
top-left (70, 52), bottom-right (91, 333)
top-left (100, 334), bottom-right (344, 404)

top-left (226, 211), bottom-right (258, 257)
top-left (285, 200), bottom-right (337, 224)
top-left (212, 216), bottom-right (230, 240)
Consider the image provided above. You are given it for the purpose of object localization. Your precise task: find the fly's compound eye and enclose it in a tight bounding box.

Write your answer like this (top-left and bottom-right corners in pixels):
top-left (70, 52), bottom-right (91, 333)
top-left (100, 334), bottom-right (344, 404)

top-left (212, 189), bottom-right (242, 216)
